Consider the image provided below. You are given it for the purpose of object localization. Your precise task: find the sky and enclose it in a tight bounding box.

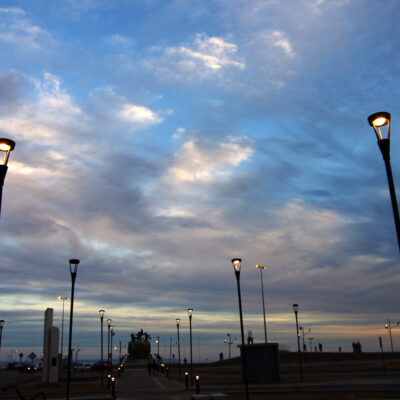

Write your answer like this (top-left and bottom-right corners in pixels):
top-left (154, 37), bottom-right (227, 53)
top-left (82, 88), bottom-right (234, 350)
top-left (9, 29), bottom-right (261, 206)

top-left (0, 0), bottom-right (400, 364)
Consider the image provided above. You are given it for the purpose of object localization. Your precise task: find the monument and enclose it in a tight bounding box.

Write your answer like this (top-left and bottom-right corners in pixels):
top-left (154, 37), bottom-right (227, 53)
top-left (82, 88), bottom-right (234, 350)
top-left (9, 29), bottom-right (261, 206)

top-left (42, 308), bottom-right (59, 383)
top-left (127, 329), bottom-right (152, 365)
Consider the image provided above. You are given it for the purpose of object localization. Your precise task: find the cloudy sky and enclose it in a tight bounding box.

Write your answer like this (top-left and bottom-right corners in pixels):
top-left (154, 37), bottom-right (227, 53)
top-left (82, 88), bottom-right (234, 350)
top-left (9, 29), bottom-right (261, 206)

top-left (1, 0), bottom-right (400, 363)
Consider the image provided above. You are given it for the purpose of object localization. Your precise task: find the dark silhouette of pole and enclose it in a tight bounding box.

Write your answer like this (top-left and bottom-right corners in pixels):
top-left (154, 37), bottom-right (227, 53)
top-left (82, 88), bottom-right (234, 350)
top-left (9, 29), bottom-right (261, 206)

top-left (293, 304), bottom-right (303, 382)
top-left (176, 318), bottom-right (181, 380)
top-left (188, 309), bottom-right (194, 386)
top-left (66, 259), bottom-right (80, 400)
top-left (107, 319), bottom-right (112, 371)
top-left (0, 320), bottom-right (4, 359)
top-left (232, 258), bottom-right (249, 400)
top-left (368, 112), bottom-right (400, 253)
top-left (57, 296), bottom-right (69, 363)
top-left (110, 326), bottom-right (114, 371)
top-left (99, 310), bottom-right (105, 387)
top-left (0, 139), bottom-right (15, 218)
top-left (255, 265), bottom-right (268, 342)
top-left (385, 320), bottom-right (394, 352)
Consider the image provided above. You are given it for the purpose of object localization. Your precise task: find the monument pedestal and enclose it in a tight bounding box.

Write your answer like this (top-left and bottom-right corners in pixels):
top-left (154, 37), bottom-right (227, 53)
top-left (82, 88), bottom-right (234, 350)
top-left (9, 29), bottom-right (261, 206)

top-left (239, 342), bottom-right (280, 384)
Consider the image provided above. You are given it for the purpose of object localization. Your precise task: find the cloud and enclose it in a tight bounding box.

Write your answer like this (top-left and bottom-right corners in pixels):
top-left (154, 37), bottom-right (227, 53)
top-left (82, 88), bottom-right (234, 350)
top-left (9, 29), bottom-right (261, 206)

top-left (118, 103), bottom-right (163, 125)
top-left (167, 137), bottom-right (253, 184)
top-left (142, 33), bottom-right (245, 82)
top-left (0, 8), bottom-right (53, 50)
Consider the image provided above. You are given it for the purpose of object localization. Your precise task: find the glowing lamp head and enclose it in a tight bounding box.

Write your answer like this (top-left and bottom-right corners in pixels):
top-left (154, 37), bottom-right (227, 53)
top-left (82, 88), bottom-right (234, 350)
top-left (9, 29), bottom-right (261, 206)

top-left (176, 318), bottom-right (180, 326)
top-left (188, 308), bottom-right (193, 318)
top-left (231, 258), bottom-right (242, 272)
top-left (107, 319), bottom-right (112, 325)
top-left (0, 138), bottom-right (15, 166)
top-left (385, 323), bottom-right (389, 329)
top-left (57, 296), bottom-right (63, 300)
top-left (99, 309), bottom-right (105, 318)
top-left (185, 371), bottom-right (188, 376)
top-left (368, 111), bottom-right (391, 141)
top-left (255, 264), bottom-right (267, 270)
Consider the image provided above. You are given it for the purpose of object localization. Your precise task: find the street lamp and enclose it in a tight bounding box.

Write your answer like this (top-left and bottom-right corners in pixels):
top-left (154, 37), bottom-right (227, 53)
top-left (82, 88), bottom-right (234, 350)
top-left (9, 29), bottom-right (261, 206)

top-left (110, 325), bottom-right (115, 370)
top-left (255, 264), bottom-right (268, 343)
top-left (176, 318), bottom-right (181, 380)
top-left (188, 308), bottom-right (194, 386)
top-left (367, 112), bottom-right (400, 252)
top-left (155, 336), bottom-right (160, 358)
top-left (299, 326), bottom-right (306, 352)
top-left (293, 304), bottom-right (303, 382)
top-left (107, 319), bottom-right (112, 372)
top-left (57, 296), bottom-right (70, 363)
top-left (99, 310), bottom-right (105, 387)
top-left (224, 333), bottom-right (238, 359)
top-left (0, 320), bottom-right (4, 359)
top-left (385, 320), bottom-right (394, 352)
top-left (0, 138), bottom-right (15, 217)
top-left (66, 258), bottom-right (80, 400)
top-left (231, 258), bottom-right (249, 400)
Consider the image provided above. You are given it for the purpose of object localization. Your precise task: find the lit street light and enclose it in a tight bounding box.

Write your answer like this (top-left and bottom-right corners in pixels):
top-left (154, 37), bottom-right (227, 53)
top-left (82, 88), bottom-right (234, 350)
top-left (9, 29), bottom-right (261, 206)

top-left (176, 318), bottom-right (181, 380)
top-left (368, 112), bottom-right (400, 252)
top-left (224, 333), bottom-right (238, 359)
top-left (66, 258), bottom-right (80, 400)
top-left (155, 336), bottom-right (160, 358)
top-left (188, 308), bottom-right (194, 386)
top-left (231, 258), bottom-right (249, 400)
top-left (99, 310), bottom-right (105, 387)
top-left (0, 138), bottom-right (15, 217)
top-left (57, 296), bottom-right (70, 363)
top-left (255, 264), bottom-right (268, 343)
top-left (384, 319), bottom-right (400, 352)
top-left (293, 304), bottom-right (303, 382)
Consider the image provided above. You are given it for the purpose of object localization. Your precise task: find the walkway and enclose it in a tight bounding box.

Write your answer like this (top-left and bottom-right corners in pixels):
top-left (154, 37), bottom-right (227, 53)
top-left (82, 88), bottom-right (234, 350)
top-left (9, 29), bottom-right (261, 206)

top-left (116, 368), bottom-right (193, 400)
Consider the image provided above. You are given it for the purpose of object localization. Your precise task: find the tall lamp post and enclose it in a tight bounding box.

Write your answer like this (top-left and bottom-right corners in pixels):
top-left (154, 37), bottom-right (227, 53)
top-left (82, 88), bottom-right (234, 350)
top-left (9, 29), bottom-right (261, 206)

top-left (57, 296), bottom-right (70, 363)
top-left (368, 112), bottom-right (400, 252)
top-left (99, 310), bottom-right (105, 387)
top-left (188, 308), bottom-right (194, 386)
top-left (176, 318), bottom-right (181, 380)
top-left (66, 259), bottom-right (80, 400)
top-left (0, 138), bottom-right (15, 217)
top-left (0, 320), bottom-right (4, 359)
top-left (231, 258), bottom-right (249, 400)
top-left (385, 320), bottom-right (394, 352)
top-left (299, 326), bottom-right (305, 352)
top-left (107, 319), bottom-right (112, 371)
top-left (155, 336), bottom-right (160, 358)
top-left (110, 325), bottom-right (115, 371)
top-left (255, 264), bottom-right (268, 343)
top-left (293, 304), bottom-right (303, 382)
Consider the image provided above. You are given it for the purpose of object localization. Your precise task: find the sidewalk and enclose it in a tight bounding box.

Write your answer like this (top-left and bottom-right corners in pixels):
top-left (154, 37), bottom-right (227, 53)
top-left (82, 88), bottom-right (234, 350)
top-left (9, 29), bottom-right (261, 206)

top-left (115, 368), bottom-right (193, 400)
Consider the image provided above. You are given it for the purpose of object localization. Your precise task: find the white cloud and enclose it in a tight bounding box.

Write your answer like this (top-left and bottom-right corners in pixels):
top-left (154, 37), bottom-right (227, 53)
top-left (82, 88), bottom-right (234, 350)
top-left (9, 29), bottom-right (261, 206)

top-left (104, 33), bottom-right (134, 48)
top-left (0, 10), bottom-right (53, 50)
top-left (0, 7), bottom-right (25, 15)
top-left (118, 103), bottom-right (163, 125)
top-left (257, 30), bottom-right (294, 57)
top-left (172, 127), bottom-right (186, 140)
top-left (168, 137), bottom-right (253, 184)
top-left (143, 33), bottom-right (245, 82)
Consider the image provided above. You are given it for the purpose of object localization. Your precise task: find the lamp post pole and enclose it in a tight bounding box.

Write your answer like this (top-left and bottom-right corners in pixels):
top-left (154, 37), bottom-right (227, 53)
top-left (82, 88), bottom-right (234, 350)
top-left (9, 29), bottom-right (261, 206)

top-left (0, 138), bottom-right (15, 217)
top-left (156, 336), bottom-right (160, 358)
top-left (232, 258), bottom-right (249, 400)
top-left (57, 296), bottom-right (69, 364)
top-left (293, 304), bottom-right (303, 382)
top-left (99, 310), bottom-right (105, 387)
top-left (188, 309), bottom-right (194, 386)
top-left (385, 320), bottom-right (394, 352)
top-left (110, 326), bottom-right (114, 371)
top-left (176, 318), bottom-right (181, 380)
top-left (66, 259), bottom-right (80, 400)
top-left (255, 265), bottom-right (268, 343)
top-left (107, 319), bottom-right (112, 372)
top-left (0, 320), bottom-right (4, 359)
top-left (368, 112), bottom-right (400, 252)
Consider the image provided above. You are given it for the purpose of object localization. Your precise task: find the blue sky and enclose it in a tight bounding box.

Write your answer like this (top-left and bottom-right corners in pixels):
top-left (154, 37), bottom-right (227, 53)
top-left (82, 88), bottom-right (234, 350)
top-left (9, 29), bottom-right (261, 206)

top-left (0, 0), bottom-right (400, 363)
